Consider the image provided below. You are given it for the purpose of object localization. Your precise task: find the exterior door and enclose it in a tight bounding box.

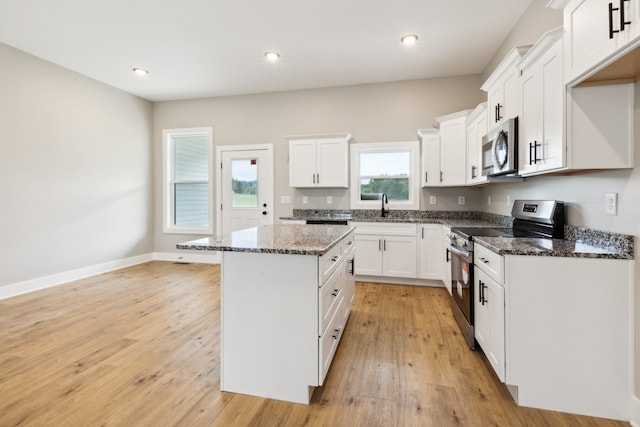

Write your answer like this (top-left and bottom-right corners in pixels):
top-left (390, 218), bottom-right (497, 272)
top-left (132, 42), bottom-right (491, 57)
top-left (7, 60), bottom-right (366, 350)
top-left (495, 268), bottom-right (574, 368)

top-left (218, 145), bottom-right (273, 235)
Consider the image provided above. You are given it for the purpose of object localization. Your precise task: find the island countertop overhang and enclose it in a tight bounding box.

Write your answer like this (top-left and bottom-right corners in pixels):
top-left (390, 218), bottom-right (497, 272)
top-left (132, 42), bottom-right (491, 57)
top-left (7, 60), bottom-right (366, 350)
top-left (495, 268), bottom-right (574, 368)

top-left (177, 224), bottom-right (356, 256)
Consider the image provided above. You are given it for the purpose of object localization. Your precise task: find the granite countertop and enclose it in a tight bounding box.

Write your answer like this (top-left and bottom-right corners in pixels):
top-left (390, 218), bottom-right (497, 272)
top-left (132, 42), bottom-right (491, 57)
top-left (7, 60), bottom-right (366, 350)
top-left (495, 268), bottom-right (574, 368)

top-left (177, 224), bottom-right (355, 256)
top-left (473, 236), bottom-right (634, 260)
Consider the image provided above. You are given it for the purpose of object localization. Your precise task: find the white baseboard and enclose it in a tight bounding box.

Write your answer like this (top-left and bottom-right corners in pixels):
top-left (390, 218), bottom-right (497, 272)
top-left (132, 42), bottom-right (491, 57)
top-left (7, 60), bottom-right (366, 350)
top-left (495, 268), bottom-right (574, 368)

top-left (0, 251), bottom-right (221, 301)
top-left (0, 253), bottom-right (154, 300)
top-left (631, 395), bottom-right (640, 427)
top-left (354, 275), bottom-right (444, 287)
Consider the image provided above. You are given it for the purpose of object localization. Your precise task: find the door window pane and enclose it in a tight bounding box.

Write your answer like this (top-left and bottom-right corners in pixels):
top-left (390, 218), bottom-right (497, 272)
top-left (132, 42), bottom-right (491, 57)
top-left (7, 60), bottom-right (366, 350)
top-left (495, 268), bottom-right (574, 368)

top-left (231, 159), bottom-right (258, 208)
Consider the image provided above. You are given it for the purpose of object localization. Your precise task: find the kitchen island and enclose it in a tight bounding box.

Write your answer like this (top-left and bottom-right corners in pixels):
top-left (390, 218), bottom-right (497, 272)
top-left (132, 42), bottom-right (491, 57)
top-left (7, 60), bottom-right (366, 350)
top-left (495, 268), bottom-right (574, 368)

top-left (178, 224), bottom-right (356, 404)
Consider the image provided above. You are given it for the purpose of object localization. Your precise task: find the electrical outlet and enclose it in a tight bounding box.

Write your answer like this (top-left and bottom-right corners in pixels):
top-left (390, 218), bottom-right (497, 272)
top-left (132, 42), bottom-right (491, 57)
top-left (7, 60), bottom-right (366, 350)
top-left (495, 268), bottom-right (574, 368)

top-left (605, 193), bottom-right (617, 215)
top-left (429, 196), bottom-right (437, 205)
top-left (280, 195), bottom-right (291, 204)
top-left (326, 196), bottom-right (333, 204)
top-left (302, 196), bottom-right (308, 204)
top-left (487, 195), bottom-right (491, 206)
top-left (458, 196), bottom-right (465, 205)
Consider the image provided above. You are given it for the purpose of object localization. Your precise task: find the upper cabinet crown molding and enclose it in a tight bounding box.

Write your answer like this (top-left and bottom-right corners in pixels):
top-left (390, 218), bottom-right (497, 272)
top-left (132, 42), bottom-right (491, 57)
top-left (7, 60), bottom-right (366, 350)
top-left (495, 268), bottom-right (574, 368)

top-left (285, 133), bottom-right (352, 142)
top-left (546, 0), bottom-right (570, 9)
top-left (518, 27), bottom-right (564, 71)
top-left (480, 45), bottom-right (532, 92)
top-left (466, 101), bottom-right (488, 124)
top-left (432, 109), bottom-right (473, 128)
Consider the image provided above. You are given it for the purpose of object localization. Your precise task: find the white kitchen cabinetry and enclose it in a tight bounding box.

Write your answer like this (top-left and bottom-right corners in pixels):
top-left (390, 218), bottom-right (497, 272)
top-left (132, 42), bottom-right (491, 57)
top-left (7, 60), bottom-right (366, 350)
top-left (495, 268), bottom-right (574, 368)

top-left (352, 222), bottom-right (417, 279)
top-left (465, 103), bottom-right (488, 185)
top-left (563, 0), bottom-right (640, 85)
top-left (418, 129), bottom-right (441, 186)
top-left (433, 110), bottom-right (471, 186)
top-left (481, 46), bottom-right (530, 132)
top-left (417, 224), bottom-right (443, 280)
top-left (518, 28), bottom-right (565, 175)
top-left (504, 255), bottom-right (633, 420)
top-left (474, 244), bottom-right (506, 382)
top-left (289, 134), bottom-right (351, 188)
top-left (442, 226), bottom-right (452, 295)
top-left (221, 230), bottom-right (355, 404)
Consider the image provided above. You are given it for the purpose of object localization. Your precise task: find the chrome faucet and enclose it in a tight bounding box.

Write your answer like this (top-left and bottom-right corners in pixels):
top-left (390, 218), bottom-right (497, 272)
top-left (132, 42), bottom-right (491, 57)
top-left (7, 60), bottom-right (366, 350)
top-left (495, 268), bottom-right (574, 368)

top-left (381, 192), bottom-right (389, 217)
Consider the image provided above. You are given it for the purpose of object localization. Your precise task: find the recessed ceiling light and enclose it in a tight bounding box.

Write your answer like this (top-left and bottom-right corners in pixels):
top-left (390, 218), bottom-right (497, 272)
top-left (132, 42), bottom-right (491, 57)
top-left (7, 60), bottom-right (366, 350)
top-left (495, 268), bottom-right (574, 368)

top-left (132, 67), bottom-right (149, 76)
top-left (400, 34), bottom-right (419, 45)
top-left (264, 51), bottom-right (280, 61)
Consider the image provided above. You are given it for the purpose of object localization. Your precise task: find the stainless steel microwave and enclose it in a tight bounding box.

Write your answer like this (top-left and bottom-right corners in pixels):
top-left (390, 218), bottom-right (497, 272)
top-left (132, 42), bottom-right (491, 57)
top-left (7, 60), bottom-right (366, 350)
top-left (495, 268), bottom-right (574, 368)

top-left (481, 117), bottom-right (518, 176)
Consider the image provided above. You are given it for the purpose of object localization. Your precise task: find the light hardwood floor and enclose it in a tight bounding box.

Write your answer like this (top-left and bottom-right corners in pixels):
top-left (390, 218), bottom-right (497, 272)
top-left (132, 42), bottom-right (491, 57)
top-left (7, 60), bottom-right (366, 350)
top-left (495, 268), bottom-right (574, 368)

top-left (0, 261), bottom-right (628, 426)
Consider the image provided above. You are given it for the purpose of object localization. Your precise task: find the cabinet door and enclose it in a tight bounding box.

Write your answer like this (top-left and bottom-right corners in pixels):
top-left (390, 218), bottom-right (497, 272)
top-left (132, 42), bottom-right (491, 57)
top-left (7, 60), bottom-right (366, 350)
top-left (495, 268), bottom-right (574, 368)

top-left (502, 69), bottom-right (521, 121)
top-left (439, 119), bottom-right (467, 186)
top-left (442, 227), bottom-right (452, 295)
top-left (316, 138), bottom-right (348, 187)
top-left (417, 224), bottom-right (443, 280)
top-left (289, 139), bottom-right (317, 187)
top-left (519, 68), bottom-right (541, 175)
top-left (421, 132), bottom-right (441, 186)
top-left (564, 0), bottom-right (621, 84)
top-left (382, 235), bottom-right (417, 278)
top-left (538, 42), bottom-right (565, 172)
top-left (475, 267), bottom-right (505, 382)
top-left (353, 234), bottom-right (383, 276)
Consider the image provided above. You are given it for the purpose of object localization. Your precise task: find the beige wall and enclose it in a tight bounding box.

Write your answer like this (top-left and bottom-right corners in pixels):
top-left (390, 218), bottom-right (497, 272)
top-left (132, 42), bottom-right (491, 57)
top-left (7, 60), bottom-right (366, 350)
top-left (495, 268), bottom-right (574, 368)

top-left (153, 76), bottom-right (484, 252)
top-left (0, 43), bottom-right (154, 287)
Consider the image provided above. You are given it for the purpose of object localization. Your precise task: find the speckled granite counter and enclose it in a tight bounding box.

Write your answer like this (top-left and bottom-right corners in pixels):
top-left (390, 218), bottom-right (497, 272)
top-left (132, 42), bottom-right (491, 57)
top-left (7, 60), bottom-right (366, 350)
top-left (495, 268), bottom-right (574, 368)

top-left (177, 224), bottom-right (355, 256)
top-left (473, 232), bottom-right (634, 259)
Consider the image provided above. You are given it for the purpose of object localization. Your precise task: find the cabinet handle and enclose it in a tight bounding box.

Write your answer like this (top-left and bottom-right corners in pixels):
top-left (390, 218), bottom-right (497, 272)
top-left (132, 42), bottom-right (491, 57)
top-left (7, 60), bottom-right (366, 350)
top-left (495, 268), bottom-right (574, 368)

top-left (348, 258), bottom-right (355, 275)
top-left (383, 240), bottom-right (387, 251)
top-left (479, 257), bottom-right (489, 264)
top-left (440, 171), bottom-right (443, 182)
top-left (471, 165), bottom-right (477, 179)
top-left (425, 171), bottom-right (428, 183)
top-left (495, 105), bottom-right (499, 123)
top-left (422, 227), bottom-right (425, 239)
top-left (479, 280), bottom-right (483, 303)
top-left (496, 103), bottom-right (503, 121)
top-left (446, 248), bottom-right (450, 263)
top-left (332, 289), bottom-right (340, 297)
top-left (529, 142), bottom-right (534, 165)
top-left (609, 2), bottom-right (620, 39)
top-left (621, 0), bottom-right (631, 31)
top-left (312, 173), bottom-right (316, 184)
top-left (483, 283), bottom-right (488, 305)
top-left (534, 141), bottom-right (541, 164)
top-left (316, 173), bottom-right (320, 184)
top-left (332, 328), bottom-right (341, 340)
top-left (379, 239), bottom-right (382, 251)
top-left (331, 256), bottom-right (339, 262)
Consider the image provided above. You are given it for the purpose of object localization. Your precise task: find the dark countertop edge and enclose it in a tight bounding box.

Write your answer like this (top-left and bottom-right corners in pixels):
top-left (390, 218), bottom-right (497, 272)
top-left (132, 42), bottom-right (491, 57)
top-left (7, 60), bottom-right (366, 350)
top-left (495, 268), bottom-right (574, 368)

top-left (473, 238), bottom-right (634, 260)
top-left (177, 225), bottom-right (356, 256)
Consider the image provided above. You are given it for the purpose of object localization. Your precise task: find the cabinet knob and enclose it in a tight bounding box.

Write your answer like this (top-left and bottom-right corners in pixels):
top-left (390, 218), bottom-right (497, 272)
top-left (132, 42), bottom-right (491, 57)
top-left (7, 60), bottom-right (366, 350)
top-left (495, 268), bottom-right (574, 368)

top-left (331, 256), bottom-right (339, 262)
top-left (332, 289), bottom-right (340, 297)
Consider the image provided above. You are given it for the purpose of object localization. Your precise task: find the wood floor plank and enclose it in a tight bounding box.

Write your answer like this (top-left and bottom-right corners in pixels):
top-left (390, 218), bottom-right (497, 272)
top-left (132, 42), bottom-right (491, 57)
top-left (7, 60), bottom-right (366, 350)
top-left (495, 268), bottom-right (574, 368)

top-left (0, 262), bottom-right (629, 426)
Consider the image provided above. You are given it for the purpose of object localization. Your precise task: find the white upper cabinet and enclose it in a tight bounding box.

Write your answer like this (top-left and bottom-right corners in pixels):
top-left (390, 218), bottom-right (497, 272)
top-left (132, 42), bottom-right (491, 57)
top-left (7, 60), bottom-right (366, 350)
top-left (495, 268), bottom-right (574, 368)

top-left (481, 46), bottom-right (531, 132)
top-left (518, 28), bottom-right (565, 176)
top-left (289, 134), bottom-right (351, 188)
top-left (433, 110), bottom-right (471, 187)
top-left (563, 0), bottom-right (640, 85)
top-left (465, 102), bottom-right (488, 185)
top-left (418, 129), bottom-right (441, 187)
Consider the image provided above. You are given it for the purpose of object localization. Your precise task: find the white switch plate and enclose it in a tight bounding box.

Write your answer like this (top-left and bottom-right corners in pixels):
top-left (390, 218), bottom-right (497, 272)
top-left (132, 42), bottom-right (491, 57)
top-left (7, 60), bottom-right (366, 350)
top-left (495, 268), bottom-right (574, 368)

top-left (429, 196), bottom-right (437, 205)
top-left (302, 196), bottom-right (308, 204)
top-left (605, 193), bottom-right (617, 215)
top-left (280, 195), bottom-right (291, 204)
top-left (326, 196), bottom-right (333, 204)
top-left (458, 196), bottom-right (465, 205)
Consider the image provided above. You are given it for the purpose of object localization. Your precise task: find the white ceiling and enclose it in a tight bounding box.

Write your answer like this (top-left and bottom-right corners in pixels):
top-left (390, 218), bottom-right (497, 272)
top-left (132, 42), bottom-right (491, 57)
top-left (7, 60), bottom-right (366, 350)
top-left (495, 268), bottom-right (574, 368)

top-left (0, 0), bottom-right (533, 102)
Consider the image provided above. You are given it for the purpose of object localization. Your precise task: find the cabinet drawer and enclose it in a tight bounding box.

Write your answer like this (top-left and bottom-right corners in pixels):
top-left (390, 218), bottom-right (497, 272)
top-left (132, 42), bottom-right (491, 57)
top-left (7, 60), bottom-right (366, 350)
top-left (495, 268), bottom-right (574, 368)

top-left (341, 231), bottom-right (355, 255)
top-left (319, 297), bottom-right (345, 385)
top-left (319, 266), bottom-right (344, 335)
top-left (320, 243), bottom-right (342, 284)
top-left (475, 244), bottom-right (504, 284)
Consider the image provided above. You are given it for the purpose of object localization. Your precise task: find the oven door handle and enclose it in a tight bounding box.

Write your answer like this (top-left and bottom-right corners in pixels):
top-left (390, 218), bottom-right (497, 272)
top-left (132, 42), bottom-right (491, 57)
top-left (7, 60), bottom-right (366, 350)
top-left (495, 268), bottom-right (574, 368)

top-left (448, 244), bottom-right (471, 260)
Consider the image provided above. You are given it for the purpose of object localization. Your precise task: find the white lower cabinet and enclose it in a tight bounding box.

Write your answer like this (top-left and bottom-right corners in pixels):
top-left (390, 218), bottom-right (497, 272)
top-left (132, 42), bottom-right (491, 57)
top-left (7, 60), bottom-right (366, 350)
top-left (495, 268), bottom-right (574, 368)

top-left (352, 222), bottom-right (417, 279)
top-left (417, 224), bottom-right (443, 280)
top-left (220, 231), bottom-right (355, 404)
top-left (474, 266), bottom-right (505, 382)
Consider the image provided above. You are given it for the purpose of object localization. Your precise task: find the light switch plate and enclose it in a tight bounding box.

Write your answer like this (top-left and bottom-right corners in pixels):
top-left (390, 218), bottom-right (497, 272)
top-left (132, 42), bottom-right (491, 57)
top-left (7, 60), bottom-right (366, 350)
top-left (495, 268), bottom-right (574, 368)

top-left (326, 196), bottom-right (333, 204)
top-left (605, 193), bottom-right (617, 215)
top-left (302, 196), bottom-right (308, 204)
top-left (458, 196), bottom-right (465, 205)
top-left (280, 195), bottom-right (291, 204)
top-left (429, 196), bottom-right (437, 205)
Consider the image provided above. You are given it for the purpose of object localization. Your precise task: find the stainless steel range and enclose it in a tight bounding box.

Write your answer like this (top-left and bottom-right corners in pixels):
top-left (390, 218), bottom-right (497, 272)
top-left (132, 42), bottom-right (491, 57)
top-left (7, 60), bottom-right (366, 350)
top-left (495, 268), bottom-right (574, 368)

top-left (447, 200), bottom-right (565, 349)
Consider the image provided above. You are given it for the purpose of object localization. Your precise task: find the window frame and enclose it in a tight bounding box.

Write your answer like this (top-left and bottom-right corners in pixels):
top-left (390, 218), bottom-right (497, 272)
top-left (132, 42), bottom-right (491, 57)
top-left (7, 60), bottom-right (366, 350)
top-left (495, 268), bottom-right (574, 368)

top-left (350, 141), bottom-right (420, 210)
top-left (163, 127), bottom-right (214, 235)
